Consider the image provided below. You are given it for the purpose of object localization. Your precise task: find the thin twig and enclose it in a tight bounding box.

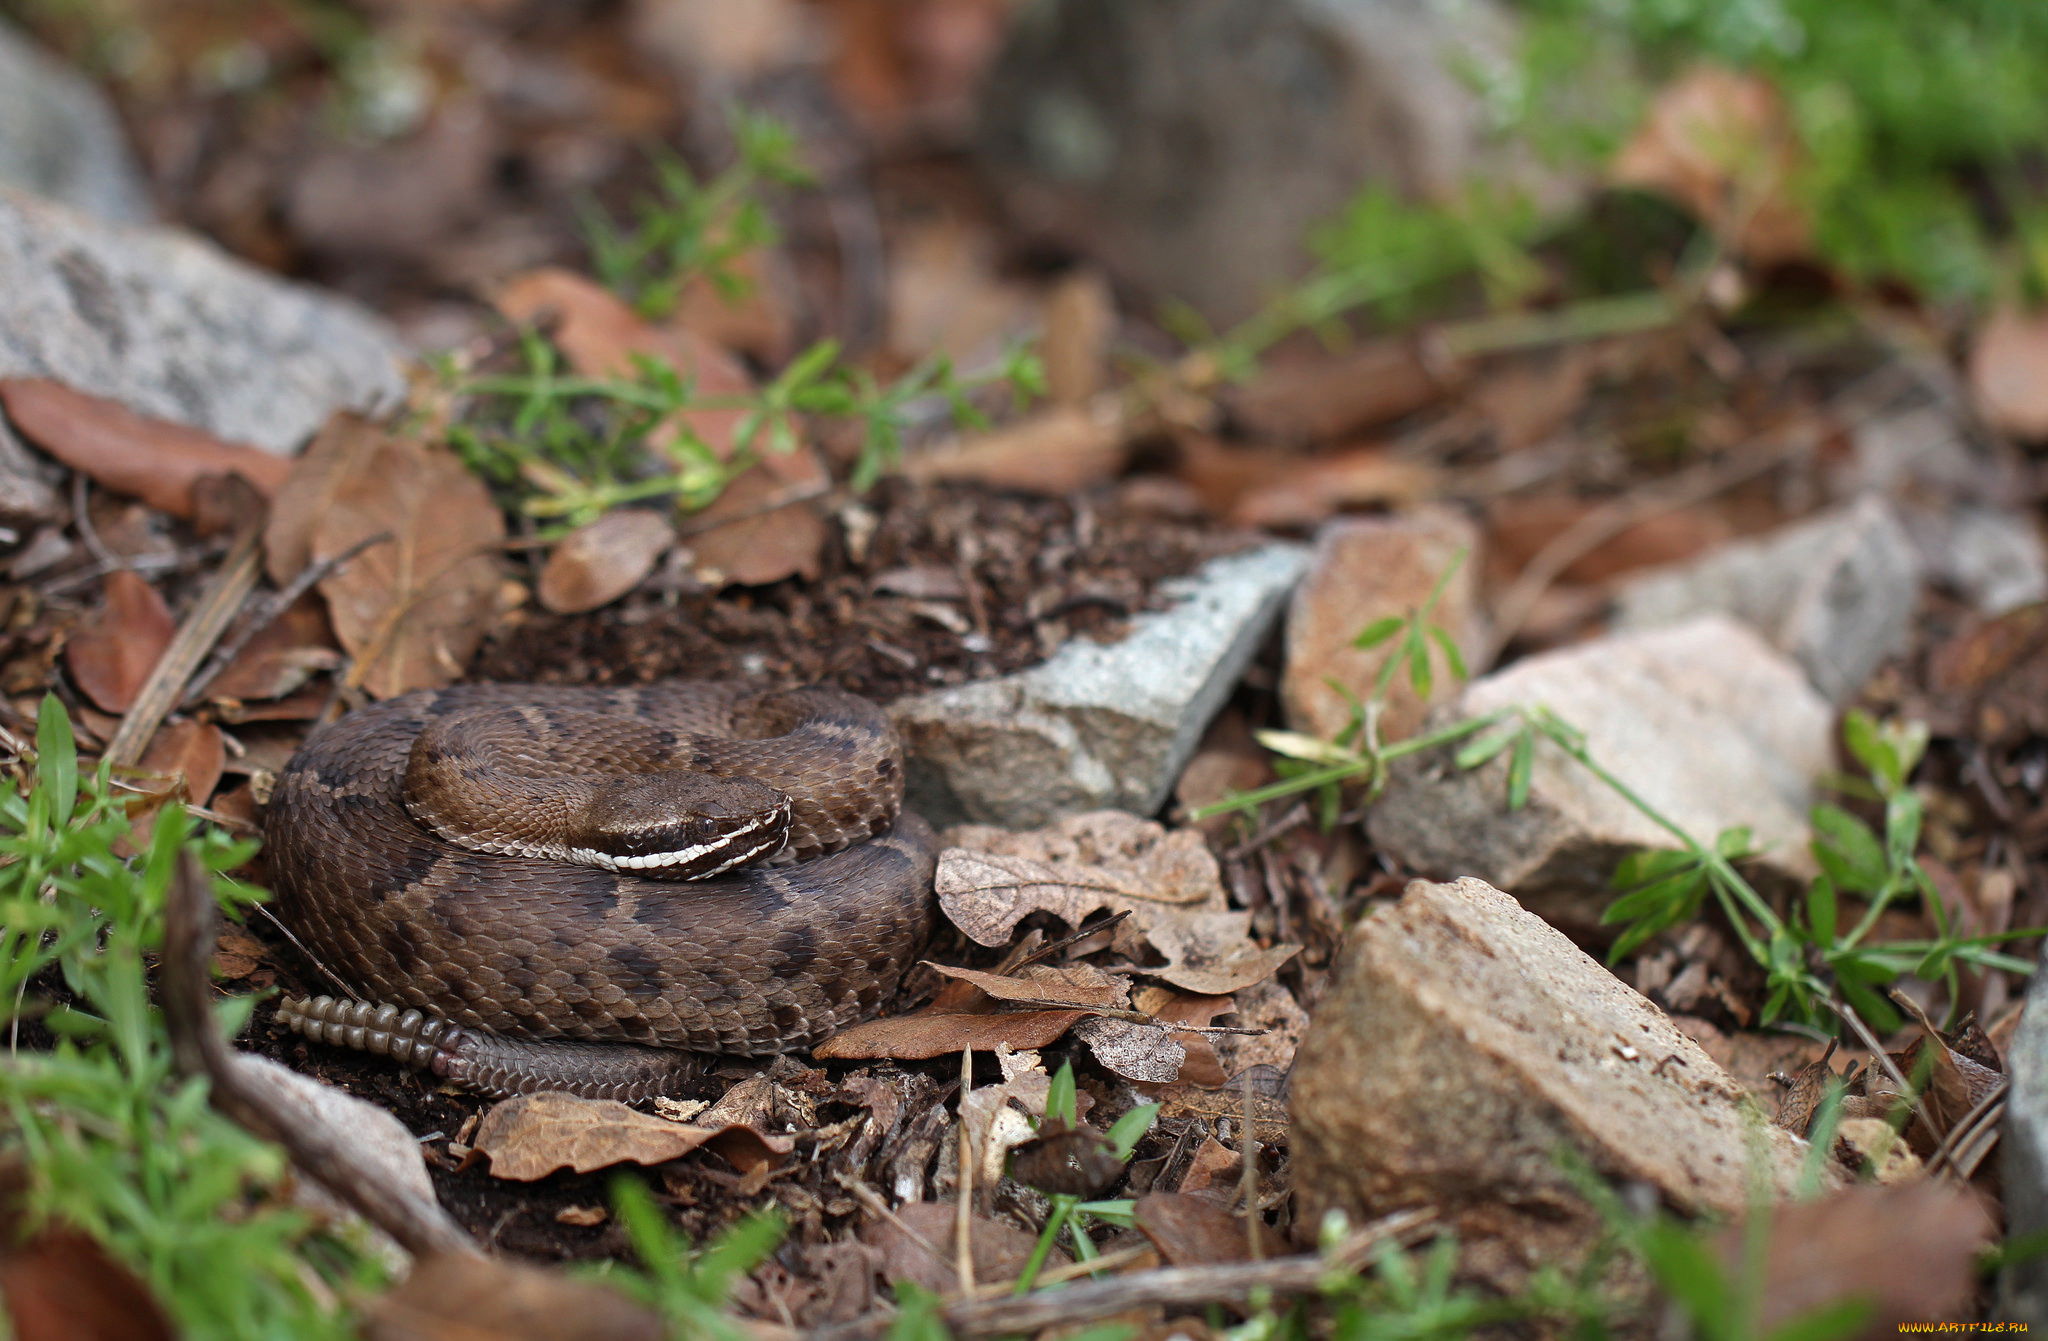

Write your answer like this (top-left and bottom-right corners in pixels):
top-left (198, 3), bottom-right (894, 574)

top-left (812, 1208), bottom-right (1438, 1341)
top-left (1239, 1067), bottom-right (1263, 1261)
top-left (251, 902), bottom-right (358, 1001)
top-left (956, 1048), bottom-right (976, 1296)
top-left (160, 851), bottom-right (476, 1258)
top-left (1223, 802), bottom-right (1311, 862)
top-left (70, 473), bottom-right (117, 569)
top-left (181, 531), bottom-right (391, 707)
top-left (102, 514), bottom-right (266, 767)
top-left (672, 480), bottom-right (833, 539)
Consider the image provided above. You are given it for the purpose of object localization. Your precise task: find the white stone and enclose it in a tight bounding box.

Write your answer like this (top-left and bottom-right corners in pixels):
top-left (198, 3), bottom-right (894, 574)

top-left (893, 542), bottom-right (1309, 826)
top-left (0, 18), bottom-right (153, 224)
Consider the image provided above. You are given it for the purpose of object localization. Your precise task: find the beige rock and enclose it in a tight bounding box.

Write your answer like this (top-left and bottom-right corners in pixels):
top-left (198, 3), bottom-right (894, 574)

top-left (1281, 510), bottom-right (1483, 745)
top-left (1367, 615), bottom-right (1828, 918)
top-left (1291, 876), bottom-right (1826, 1289)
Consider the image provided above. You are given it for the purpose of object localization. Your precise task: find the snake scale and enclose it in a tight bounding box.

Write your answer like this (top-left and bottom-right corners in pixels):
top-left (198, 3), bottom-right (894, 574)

top-left (265, 683), bottom-right (938, 1101)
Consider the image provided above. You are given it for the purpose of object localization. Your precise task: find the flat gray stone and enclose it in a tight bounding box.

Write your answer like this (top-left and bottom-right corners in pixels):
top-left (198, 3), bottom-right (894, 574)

top-left (893, 542), bottom-right (1309, 827)
top-left (0, 18), bottom-right (153, 224)
top-left (1369, 615), bottom-right (1830, 908)
top-left (2001, 963), bottom-right (2048, 1328)
top-left (1904, 505), bottom-right (2048, 617)
top-left (0, 188), bottom-right (407, 454)
top-left (1612, 495), bottom-right (1921, 703)
top-left (975, 0), bottom-right (1566, 327)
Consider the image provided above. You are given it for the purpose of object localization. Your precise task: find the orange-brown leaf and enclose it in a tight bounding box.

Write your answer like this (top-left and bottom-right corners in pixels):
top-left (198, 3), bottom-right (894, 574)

top-left (66, 570), bottom-right (176, 713)
top-left (0, 379), bottom-right (290, 521)
top-left (537, 509), bottom-right (675, 614)
top-left (472, 1091), bottom-right (792, 1182)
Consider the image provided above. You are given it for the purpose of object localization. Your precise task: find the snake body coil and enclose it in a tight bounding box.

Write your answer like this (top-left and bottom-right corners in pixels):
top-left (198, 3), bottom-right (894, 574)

top-left (264, 683), bottom-right (938, 1100)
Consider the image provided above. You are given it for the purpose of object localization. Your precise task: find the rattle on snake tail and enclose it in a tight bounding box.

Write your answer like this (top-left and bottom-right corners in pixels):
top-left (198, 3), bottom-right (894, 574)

top-left (264, 683), bottom-right (939, 1102)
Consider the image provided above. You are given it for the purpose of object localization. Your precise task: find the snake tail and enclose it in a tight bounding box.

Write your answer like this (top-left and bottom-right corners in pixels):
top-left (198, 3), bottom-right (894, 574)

top-left (278, 995), bottom-right (699, 1102)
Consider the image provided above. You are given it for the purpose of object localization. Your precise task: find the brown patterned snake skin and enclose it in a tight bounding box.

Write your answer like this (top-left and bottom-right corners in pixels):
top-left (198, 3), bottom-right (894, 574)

top-left (265, 683), bottom-right (938, 1101)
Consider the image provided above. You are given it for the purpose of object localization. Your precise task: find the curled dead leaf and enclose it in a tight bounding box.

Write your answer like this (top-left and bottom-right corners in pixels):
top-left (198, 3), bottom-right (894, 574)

top-left (471, 1091), bottom-right (792, 1181)
top-left (1072, 1016), bottom-right (1187, 1085)
top-left (66, 570), bottom-right (175, 713)
top-left (0, 378), bottom-right (291, 520)
top-left (265, 413), bottom-right (387, 586)
top-left (204, 594), bottom-right (343, 704)
top-left (536, 509), bottom-right (675, 614)
top-left (1135, 1191), bottom-right (1279, 1265)
top-left (134, 719), bottom-right (226, 808)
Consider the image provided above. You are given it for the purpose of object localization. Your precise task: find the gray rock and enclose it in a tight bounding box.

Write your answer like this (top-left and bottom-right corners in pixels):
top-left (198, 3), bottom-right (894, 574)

top-left (0, 188), bottom-right (407, 454)
top-left (2001, 963), bottom-right (2048, 1328)
top-left (976, 0), bottom-right (1562, 327)
top-left (1612, 496), bottom-right (1921, 703)
top-left (1904, 505), bottom-right (2048, 617)
top-left (0, 18), bottom-right (153, 224)
top-left (1368, 616), bottom-right (1830, 912)
top-left (893, 542), bottom-right (1309, 827)
top-left (1292, 875), bottom-right (1826, 1292)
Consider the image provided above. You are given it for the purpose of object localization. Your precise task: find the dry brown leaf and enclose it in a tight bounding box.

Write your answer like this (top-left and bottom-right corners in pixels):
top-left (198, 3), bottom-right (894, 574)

top-left (1071, 1017), bottom-right (1187, 1084)
top-left (536, 509), bottom-right (675, 614)
top-left (1228, 339), bottom-right (1451, 445)
top-left (1971, 307), bottom-right (2048, 441)
top-left (936, 812), bottom-right (1224, 947)
top-left (264, 413), bottom-right (388, 586)
top-left (555, 1205), bottom-right (608, 1228)
top-left (1136, 986), bottom-right (1237, 1088)
top-left (1178, 1136), bottom-right (1243, 1194)
top-left (669, 248), bottom-right (796, 365)
top-left (886, 216), bottom-right (1039, 366)
top-left (1487, 494), bottom-right (1732, 585)
top-left (930, 962), bottom-right (1129, 1010)
top-left (860, 1200), bottom-right (1057, 1298)
top-left (1718, 1181), bottom-right (1989, 1335)
top-left (814, 976), bottom-right (1091, 1061)
top-left (365, 1248), bottom-right (662, 1341)
top-left (1470, 349), bottom-right (1596, 452)
top-left (906, 404), bottom-right (1127, 496)
top-left (0, 1227), bottom-right (175, 1341)
top-left (312, 435), bottom-right (506, 698)
top-left (211, 925), bottom-right (268, 980)
top-left (1042, 269), bottom-right (1114, 406)
top-left (1227, 446), bottom-right (1440, 529)
top-left (681, 461), bottom-right (828, 587)
top-left (1143, 911), bottom-right (1301, 996)
top-left (471, 1091), bottom-right (791, 1181)
top-left (66, 570), bottom-right (176, 713)
top-left (0, 378), bottom-right (291, 520)
top-left (135, 720), bottom-right (226, 807)
top-left (204, 594), bottom-right (342, 704)
top-left (1136, 1191), bottom-right (1278, 1265)
top-left (1611, 66), bottom-right (1810, 264)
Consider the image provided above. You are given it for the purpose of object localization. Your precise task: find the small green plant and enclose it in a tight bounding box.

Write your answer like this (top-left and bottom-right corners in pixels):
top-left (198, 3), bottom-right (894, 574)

top-left (449, 328), bottom-right (1043, 533)
top-left (1008, 1061), bottom-right (1160, 1295)
top-left (0, 695), bottom-right (381, 1339)
top-left (1583, 706), bottom-right (2042, 1033)
top-left (1194, 549), bottom-right (1492, 830)
top-left (580, 114), bottom-right (813, 322)
top-left (587, 1175), bottom-right (784, 1340)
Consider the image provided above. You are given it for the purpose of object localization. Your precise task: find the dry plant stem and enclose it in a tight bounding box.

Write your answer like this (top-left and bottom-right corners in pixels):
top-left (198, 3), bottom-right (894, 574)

top-left (249, 901), bottom-right (359, 1001)
top-left (181, 530), bottom-right (392, 707)
top-left (671, 480), bottom-right (832, 538)
top-left (159, 851), bottom-right (477, 1258)
top-left (1929, 1089), bottom-right (2004, 1181)
top-left (816, 1209), bottom-right (1438, 1341)
top-left (71, 473), bottom-right (117, 568)
top-left (956, 1047), bottom-right (976, 1296)
top-left (1482, 437), bottom-right (1798, 664)
top-left (102, 516), bottom-right (265, 767)
top-left (1239, 1067), bottom-right (1262, 1261)
top-left (831, 1173), bottom-right (952, 1279)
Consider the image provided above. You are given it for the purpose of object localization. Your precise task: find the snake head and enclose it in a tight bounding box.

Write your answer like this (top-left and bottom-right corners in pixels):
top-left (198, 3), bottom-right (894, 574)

top-left (574, 772), bottom-right (793, 879)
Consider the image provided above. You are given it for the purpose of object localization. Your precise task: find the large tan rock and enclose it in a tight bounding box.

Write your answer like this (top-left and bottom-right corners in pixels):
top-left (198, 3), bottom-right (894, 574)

top-left (1291, 877), bottom-right (1824, 1287)
top-left (1367, 615), bottom-right (1828, 924)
